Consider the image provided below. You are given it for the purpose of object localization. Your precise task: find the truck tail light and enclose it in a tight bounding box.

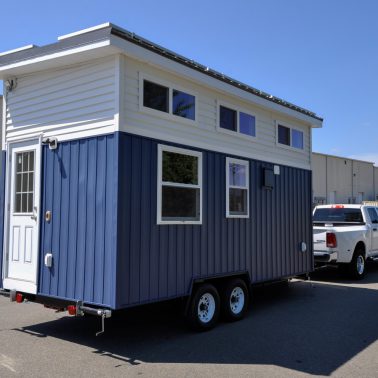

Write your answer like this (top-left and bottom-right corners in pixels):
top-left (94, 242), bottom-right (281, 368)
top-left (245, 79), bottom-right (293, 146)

top-left (326, 232), bottom-right (337, 248)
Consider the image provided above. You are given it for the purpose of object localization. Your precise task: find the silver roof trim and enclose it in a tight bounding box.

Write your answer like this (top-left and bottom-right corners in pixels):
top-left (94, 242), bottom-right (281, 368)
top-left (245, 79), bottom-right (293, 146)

top-left (57, 23), bottom-right (112, 41)
top-left (0, 45), bottom-right (37, 57)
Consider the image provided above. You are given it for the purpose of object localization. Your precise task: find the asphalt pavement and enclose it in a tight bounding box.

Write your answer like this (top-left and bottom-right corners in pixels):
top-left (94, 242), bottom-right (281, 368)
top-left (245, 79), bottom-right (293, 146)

top-left (1, 263), bottom-right (378, 377)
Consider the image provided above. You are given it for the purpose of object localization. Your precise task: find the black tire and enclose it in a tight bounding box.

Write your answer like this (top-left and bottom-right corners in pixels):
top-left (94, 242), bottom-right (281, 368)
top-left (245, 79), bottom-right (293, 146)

top-left (348, 249), bottom-right (366, 280)
top-left (187, 284), bottom-right (220, 331)
top-left (221, 278), bottom-right (249, 322)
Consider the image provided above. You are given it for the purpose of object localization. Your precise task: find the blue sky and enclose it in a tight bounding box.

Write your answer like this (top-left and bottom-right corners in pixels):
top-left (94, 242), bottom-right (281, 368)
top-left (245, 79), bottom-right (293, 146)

top-left (1, 1), bottom-right (377, 163)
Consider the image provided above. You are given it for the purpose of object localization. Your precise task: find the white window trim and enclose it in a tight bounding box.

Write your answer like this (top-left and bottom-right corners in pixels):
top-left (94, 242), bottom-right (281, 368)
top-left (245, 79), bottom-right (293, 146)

top-left (157, 144), bottom-right (202, 225)
top-left (139, 72), bottom-right (198, 126)
top-left (226, 157), bottom-right (250, 218)
top-left (275, 120), bottom-right (305, 153)
top-left (216, 100), bottom-right (258, 141)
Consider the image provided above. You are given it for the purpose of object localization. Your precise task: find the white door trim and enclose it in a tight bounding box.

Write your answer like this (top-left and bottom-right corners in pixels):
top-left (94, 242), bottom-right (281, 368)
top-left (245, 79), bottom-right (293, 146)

top-left (2, 137), bottom-right (43, 293)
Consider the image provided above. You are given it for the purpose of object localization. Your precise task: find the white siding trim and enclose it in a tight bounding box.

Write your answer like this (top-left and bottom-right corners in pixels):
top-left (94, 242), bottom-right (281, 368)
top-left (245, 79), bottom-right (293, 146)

top-left (0, 41), bottom-right (111, 72)
top-left (0, 45), bottom-right (36, 57)
top-left (57, 23), bottom-right (112, 40)
top-left (2, 92), bottom-right (6, 150)
top-left (114, 55), bottom-right (121, 131)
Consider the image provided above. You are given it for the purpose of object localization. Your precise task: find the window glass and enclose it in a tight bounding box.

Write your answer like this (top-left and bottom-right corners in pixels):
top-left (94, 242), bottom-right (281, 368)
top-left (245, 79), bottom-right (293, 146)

top-left (226, 158), bottom-right (249, 217)
top-left (229, 188), bottom-right (247, 215)
top-left (162, 187), bottom-right (199, 219)
top-left (14, 151), bottom-right (34, 213)
top-left (368, 208), bottom-right (378, 223)
top-left (313, 208), bottom-right (363, 223)
top-left (278, 125), bottom-right (290, 145)
top-left (292, 129), bottom-right (304, 149)
top-left (143, 80), bottom-right (169, 113)
top-left (173, 90), bottom-right (195, 120)
top-left (239, 112), bottom-right (256, 137)
top-left (159, 147), bottom-right (201, 223)
top-left (162, 151), bottom-right (198, 185)
top-left (220, 106), bottom-right (237, 131)
top-left (229, 163), bottom-right (246, 187)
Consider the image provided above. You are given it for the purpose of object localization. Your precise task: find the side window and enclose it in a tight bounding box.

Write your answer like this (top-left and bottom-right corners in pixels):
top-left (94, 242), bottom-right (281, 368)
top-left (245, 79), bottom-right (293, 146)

top-left (157, 145), bottom-right (202, 224)
top-left (277, 123), bottom-right (304, 150)
top-left (142, 78), bottom-right (196, 121)
top-left (367, 208), bottom-right (378, 223)
top-left (226, 157), bottom-right (249, 218)
top-left (219, 104), bottom-right (256, 138)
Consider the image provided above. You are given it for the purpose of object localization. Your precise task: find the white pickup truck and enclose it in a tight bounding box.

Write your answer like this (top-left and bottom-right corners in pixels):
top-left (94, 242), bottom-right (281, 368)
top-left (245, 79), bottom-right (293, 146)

top-left (313, 204), bottom-right (378, 279)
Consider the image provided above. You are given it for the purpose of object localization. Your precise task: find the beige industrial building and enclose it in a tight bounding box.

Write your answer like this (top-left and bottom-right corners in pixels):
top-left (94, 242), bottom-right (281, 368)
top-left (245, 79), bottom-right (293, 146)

top-left (312, 152), bottom-right (378, 205)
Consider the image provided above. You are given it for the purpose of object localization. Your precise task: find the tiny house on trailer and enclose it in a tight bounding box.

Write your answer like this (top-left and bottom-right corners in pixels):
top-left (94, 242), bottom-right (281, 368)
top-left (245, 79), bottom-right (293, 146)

top-left (0, 23), bottom-right (323, 331)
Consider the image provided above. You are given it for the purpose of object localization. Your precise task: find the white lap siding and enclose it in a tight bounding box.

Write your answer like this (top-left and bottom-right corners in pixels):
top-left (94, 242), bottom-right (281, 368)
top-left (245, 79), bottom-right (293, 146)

top-left (4, 56), bottom-right (117, 144)
top-left (120, 55), bottom-right (311, 170)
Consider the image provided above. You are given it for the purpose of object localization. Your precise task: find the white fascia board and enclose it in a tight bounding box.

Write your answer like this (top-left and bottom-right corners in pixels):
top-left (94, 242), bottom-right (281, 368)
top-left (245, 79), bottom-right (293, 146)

top-left (58, 23), bottom-right (112, 40)
top-left (109, 35), bottom-right (322, 128)
top-left (0, 45), bottom-right (37, 57)
top-left (0, 40), bottom-right (115, 79)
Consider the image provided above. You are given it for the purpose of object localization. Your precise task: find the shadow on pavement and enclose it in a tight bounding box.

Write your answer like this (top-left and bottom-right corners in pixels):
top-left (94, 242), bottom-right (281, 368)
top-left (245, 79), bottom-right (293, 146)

top-left (14, 272), bottom-right (378, 376)
top-left (310, 260), bottom-right (378, 285)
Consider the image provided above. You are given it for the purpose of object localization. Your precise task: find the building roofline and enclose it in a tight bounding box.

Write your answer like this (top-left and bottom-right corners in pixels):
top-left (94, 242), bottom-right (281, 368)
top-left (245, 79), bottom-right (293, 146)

top-left (0, 23), bottom-right (323, 122)
top-left (312, 151), bottom-right (376, 165)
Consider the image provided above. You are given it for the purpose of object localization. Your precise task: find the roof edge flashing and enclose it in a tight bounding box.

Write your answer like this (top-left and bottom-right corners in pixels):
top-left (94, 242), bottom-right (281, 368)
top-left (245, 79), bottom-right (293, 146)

top-left (0, 45), bottom-right (37, 57)
top-left (110, 26), bottom-right (323, 123)
top-left (58, 22), bottom-right (113, 41)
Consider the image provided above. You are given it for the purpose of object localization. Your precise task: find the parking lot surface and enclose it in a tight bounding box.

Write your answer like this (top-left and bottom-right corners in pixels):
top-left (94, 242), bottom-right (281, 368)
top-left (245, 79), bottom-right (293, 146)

top-left (1, 264), bottom-right (378, 378)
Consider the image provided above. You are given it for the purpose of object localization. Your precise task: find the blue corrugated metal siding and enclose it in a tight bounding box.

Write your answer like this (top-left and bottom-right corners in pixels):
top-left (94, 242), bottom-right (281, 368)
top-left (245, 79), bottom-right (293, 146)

top-left (0, 151), bottom-right (6, 289)
top-left (116, 133), bottom-right (313, 308)
top-left (38, 135), bottom-right (118, 307)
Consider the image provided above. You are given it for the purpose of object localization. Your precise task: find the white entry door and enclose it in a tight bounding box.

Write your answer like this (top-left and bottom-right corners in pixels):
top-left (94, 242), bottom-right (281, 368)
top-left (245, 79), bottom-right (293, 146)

top-left (3, 140), bottom-right (41, 294)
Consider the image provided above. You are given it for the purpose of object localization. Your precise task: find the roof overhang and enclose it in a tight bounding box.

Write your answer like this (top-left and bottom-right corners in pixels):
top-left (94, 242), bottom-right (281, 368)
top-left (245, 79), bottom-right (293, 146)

top-left (0, 23), bottom-right (323, 127)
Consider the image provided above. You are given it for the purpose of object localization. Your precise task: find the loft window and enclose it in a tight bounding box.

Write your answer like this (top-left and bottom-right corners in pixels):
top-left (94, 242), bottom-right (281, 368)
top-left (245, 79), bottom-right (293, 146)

top-left (226, 157), bottom-right (249, 218)
top-left (219, 104), bottom-right (256, 138)
top-left (278, 125), bottom-right (290, 146)
top-left (220, 106), bottom-right (237, 131)
top-left (143, 80), bottom-right (169, 113)
top-left (158, 145), bottom-right (202, 224)
top-left (142, 77), bottom-right (196, 121)
top-left (277, 123), bottom-right (304, 150)
top-left (239, 112), bottom-right (256, 137)
top-left (292, 129), bottom-right (304, 149)
top-left (173, 90), bottom-right (195, 120)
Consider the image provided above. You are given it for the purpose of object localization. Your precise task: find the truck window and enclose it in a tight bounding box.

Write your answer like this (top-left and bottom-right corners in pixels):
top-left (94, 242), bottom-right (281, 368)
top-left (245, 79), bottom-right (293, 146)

top-left (313, 208), bottom-right (363, 223)
top-left (367, 208), bottom-right (378, 223)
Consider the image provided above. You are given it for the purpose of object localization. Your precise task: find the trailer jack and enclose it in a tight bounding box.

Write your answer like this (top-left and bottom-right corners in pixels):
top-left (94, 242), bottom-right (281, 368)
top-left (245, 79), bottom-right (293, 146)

top-left (73, 301), bottom-right (112, 336)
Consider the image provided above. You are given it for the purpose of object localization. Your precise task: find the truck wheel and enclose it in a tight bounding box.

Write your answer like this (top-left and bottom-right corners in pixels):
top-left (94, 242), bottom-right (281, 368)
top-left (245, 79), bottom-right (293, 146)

top-left (221, 278), bottom-right (249, 322)
top-left (349, 250), bottom-right (366, 279)
top-left (187, 284), bottom-right (220, 331)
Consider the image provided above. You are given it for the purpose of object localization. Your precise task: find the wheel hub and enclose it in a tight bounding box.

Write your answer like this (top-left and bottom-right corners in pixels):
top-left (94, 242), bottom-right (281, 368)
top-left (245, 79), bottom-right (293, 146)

top-left (197, 293), bottom-right (215, 323)
top-left (357, 255), bottom-right (365, 275)
top-left (229, 287), bottom-right (245, 314)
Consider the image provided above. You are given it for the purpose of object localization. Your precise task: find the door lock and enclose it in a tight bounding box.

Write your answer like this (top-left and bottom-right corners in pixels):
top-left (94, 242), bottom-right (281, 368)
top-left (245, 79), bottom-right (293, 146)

top-left (45, 211), bottom-right (52, 223)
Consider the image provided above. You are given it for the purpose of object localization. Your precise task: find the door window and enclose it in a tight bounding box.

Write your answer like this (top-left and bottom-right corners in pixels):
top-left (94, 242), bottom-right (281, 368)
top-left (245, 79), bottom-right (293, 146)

top-left (14, 151), bottom-right (35, 213)
top-left (367, 208), bottom-right (378, 224)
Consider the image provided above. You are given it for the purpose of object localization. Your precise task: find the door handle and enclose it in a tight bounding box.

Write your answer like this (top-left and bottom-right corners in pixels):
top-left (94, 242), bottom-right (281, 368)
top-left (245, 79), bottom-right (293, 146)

top-left (30, 206), bottom-right (38, 221)
top-left (373, 228), bottom-right (377, 232)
